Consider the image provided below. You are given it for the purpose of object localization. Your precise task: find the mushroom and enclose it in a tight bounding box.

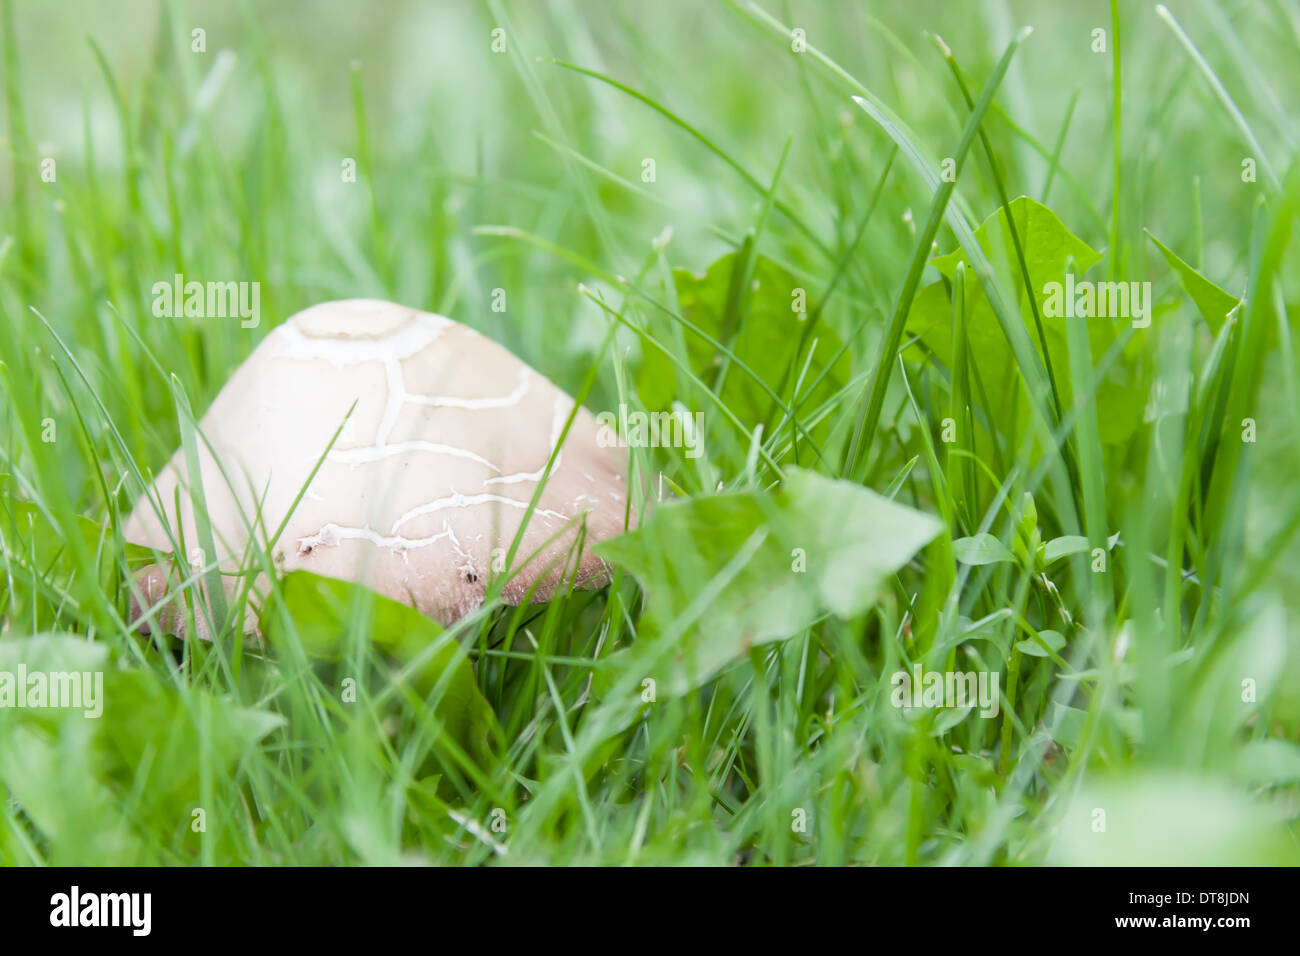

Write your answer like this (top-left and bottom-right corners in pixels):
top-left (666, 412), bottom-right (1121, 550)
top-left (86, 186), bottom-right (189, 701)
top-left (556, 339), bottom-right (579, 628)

top-left (124, 299), bottom-right (632, 636)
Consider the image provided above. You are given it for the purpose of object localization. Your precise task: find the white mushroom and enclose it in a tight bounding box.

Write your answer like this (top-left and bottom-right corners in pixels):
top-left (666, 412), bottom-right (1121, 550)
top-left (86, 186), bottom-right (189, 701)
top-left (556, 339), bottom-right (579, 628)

top-left (124, 299), bottom-right (632, 634)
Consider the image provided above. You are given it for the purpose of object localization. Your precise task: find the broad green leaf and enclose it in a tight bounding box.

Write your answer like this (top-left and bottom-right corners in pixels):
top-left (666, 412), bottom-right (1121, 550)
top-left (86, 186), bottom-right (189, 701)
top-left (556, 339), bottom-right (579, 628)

top-left (953, 533), bottom-right (1015, 566)
top-left (1036, 531), bottom-right (1119, 571)
top-left (99, 668), bottom-right (285, 826)
top-left (0, 501), bottom-right (152, 631)
top-left (1235, 739), bottom-right (1300, 784)
top-left (928, 196), bottom-right (1102, 289)
top-left (0, 719), bottom-right (144, 864)
top-left (0, 634), bottom-right (282, 863)
top-left (907, 197), bottom-right (1144, 447)
top-left (1016, 629), bottom-right (1066, 658)
top-left (1146, 230), bottom-right (1240, 334)
top-left (260, 570), bottom-right (496, 763)
top-left (0, 501), bottom-right (153, 574)
top-left (1045, 701), bottom-right (1088, 748)
top-left (930, 705), bottom-right (974, 735)
top-left (1041, 534), bottom-right (1090, 565)
top-left (594, 468), bottom-right (943, 697)
top-left (637, 253), bottom-right (851, 442)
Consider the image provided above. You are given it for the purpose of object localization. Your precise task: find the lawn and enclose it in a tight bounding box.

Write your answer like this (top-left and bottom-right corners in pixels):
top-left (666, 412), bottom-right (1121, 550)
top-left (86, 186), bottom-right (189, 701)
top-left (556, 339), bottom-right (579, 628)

top-left (2, 0), bottom-right (1299, 866)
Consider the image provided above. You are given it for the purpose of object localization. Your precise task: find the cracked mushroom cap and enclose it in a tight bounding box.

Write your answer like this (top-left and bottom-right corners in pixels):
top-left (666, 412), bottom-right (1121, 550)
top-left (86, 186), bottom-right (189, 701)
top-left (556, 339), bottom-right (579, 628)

top-left (124, 299), bottom-right (632, 632)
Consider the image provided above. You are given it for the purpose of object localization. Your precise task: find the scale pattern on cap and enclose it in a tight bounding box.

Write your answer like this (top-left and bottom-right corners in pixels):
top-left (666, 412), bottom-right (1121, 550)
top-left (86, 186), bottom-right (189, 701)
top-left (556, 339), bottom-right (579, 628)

top-left (124, 299), bottom-right (631, 628)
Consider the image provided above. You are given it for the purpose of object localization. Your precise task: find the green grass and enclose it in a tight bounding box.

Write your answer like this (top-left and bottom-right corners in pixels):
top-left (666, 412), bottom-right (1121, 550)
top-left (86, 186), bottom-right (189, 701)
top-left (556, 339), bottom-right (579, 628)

top-left (2, 0), bottom-right (1300, 865)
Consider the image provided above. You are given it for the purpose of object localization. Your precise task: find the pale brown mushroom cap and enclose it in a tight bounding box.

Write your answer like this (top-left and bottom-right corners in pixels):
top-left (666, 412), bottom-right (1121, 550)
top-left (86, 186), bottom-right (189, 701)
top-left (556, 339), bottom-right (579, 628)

top-left (124, 299), bottom-right (632, 631)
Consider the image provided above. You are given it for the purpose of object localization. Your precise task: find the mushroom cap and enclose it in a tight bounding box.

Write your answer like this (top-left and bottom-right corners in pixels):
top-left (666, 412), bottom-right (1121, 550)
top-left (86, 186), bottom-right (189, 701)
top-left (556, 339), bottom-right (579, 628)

top-left (124, 299), bottom-right (632, 630)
